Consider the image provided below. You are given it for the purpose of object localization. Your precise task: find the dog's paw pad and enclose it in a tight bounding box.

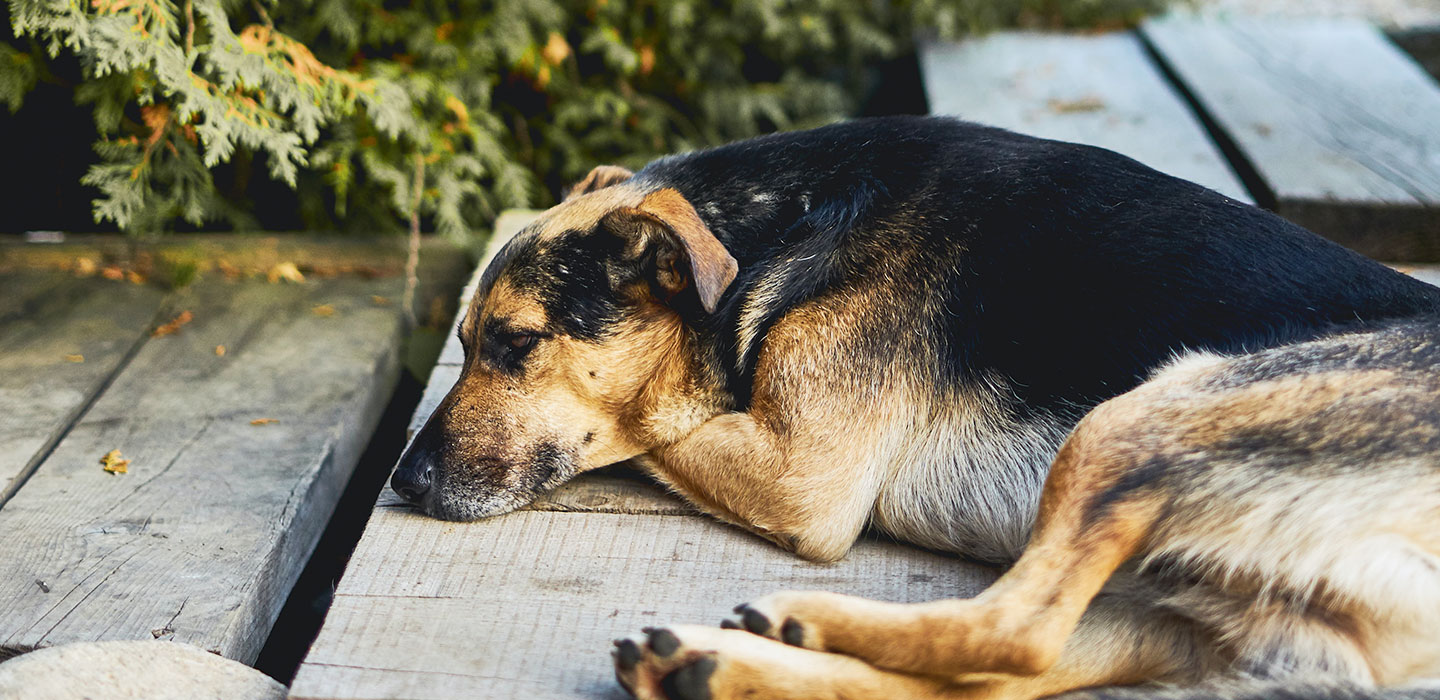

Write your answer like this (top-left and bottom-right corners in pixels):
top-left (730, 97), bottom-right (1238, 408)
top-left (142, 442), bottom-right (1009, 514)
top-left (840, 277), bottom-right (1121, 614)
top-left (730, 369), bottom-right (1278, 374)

top-left (613, 626), bottom-right (726, 700)
top-left (725, 593), bottom-right (832, 651)
top-left (647, 627), bottom-right (681, 657)
top-left (659, 655), bottom-right (717, 700)
top-left (780, 617), bottom-right (805, 647)
top-left (733, 604), bottom-right (772, 635)
top-left (615, 638), bottom-right (642, 671)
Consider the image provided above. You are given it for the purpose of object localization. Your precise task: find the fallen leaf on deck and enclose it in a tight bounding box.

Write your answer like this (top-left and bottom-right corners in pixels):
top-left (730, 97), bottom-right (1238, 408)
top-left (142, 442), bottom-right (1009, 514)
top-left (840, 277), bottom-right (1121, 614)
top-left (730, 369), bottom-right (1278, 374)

top-left (152, 310), bottom-right (194, 337)
top-left (1048, 96), bottom-right (1106, 113)
top-left (100, 449), bottom-right (130, 474)
top-left (215, 344), bottom-right (226, 357)
top-left (312, 304), bottom-right (336, 317)
top-left (65, 354), bottom-right (84, 363)
top-left (101, 266), bottom-right (125, 281)
top-left (250, 418), bottom-right (279, 426)
top-left (371, 295), bottom-right (390, 306)
top-left (74, 258), bottom-right (97, 277)
top-left (126, 271), bottom-right (146, 285)
top-left (267, 261), bottom-right (306, 284)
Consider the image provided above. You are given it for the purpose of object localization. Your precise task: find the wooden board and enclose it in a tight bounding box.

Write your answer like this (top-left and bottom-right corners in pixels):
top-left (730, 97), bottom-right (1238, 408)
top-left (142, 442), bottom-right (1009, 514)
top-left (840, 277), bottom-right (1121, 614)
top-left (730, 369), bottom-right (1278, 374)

top-left (0, 273), bottom-right (165, 499)
top-left (920, 31), bottom-right (1252, 202)
top-left (291, 212), bottom-right (1000, 699)
top-left (1141, 17), bottom-right (1440, 260)
top-left (0, 277), bottom-right (403, 663)
top-left (289, 511), bottom-right (995, 700)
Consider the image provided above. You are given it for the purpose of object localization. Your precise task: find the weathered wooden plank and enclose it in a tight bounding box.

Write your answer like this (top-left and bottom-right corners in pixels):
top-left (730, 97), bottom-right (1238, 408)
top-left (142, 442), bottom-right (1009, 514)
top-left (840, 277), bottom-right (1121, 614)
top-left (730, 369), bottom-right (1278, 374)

top-left (920, 31), bottom-right (1251, 201)
top-left (0, 277), bottom-right (403, 663)
top-left (0, 273), bottom-right (165, 499)
top-left (290, 510), bottom-right (996, 700)
top-left (1141, 17), bottom-right (1440, 260)
top-left (1397, 263), bottom-right (1440, 288)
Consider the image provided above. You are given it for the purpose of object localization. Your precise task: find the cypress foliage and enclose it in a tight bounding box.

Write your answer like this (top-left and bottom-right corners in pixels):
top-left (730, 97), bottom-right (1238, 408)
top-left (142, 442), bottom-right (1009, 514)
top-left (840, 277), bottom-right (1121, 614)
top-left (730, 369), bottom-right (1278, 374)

top-left (3, 0), bottom-right (1166, 238)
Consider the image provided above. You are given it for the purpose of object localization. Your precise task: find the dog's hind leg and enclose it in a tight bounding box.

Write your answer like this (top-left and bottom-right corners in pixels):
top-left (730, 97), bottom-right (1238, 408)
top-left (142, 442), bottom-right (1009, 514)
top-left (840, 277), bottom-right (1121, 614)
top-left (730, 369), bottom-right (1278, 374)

top-left (719, 395), bottom-right (1194, 685)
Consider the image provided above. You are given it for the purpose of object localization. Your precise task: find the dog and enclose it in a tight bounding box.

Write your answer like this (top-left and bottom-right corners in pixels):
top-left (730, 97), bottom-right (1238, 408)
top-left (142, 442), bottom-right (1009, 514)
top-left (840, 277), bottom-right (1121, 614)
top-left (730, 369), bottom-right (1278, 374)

top-left (390, 116), bottom-right (1440, 699)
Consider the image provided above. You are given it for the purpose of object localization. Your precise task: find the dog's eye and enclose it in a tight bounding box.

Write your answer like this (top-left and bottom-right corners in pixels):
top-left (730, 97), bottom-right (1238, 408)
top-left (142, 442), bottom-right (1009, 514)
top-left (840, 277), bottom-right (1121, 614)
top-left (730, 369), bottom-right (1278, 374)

top-left (506, 333), bottom-right (538, 350)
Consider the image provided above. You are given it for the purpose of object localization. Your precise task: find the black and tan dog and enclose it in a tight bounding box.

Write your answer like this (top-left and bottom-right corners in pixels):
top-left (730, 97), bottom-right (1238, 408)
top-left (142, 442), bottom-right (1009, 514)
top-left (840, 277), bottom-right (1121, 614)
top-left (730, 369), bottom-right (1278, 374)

top-left (391, 116), bottom-right (1440, 699)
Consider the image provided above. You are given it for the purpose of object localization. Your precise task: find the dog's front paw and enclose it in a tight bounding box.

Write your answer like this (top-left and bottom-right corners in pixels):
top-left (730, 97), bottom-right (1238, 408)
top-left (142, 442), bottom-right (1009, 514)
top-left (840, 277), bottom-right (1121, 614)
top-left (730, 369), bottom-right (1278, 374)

top-left (725, 590), bottom-right (860, 652)
top-left (612, 626), bottom-right (725, 700)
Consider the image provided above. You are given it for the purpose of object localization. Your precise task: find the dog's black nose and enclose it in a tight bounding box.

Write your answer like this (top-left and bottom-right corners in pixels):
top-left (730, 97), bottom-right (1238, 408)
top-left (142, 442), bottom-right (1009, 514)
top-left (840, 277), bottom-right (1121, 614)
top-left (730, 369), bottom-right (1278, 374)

top-left (391, 459), bottom-right (433, 505)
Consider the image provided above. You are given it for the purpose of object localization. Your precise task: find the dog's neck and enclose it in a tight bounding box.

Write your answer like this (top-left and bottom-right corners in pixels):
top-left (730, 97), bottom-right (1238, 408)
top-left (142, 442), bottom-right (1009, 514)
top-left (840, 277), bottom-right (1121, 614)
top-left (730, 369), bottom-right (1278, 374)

top-left (616, 308), bottom-right (733, 450)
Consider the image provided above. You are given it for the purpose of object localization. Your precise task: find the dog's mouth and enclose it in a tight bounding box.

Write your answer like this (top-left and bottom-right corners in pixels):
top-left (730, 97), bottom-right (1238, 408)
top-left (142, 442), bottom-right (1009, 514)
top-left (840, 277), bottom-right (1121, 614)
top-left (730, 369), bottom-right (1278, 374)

top-left (411, 449), bottom-right (580, 522)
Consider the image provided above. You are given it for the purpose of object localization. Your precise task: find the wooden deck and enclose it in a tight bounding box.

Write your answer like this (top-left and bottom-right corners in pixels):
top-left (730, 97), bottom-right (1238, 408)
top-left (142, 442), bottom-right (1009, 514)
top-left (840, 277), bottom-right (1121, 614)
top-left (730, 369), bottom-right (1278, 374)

top-left (0, 240), bottom-right (421, 663)
top-left (1, 10), bottom-right (1434, 700)
top-left (923, 17), bottom-right (1440, 261)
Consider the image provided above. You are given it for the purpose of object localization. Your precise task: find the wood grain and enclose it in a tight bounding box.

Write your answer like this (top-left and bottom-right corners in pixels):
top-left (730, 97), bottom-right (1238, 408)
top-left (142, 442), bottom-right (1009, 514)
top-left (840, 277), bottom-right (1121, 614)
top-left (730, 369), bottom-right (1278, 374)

top-left (0, 273), bottom-right (165, 499)
top-left (0, 277), bottom-right (403, 663)
top-left (290, 511), bottom-right (996, 700)
top-left (920, 31), bottom-right (1251, 201)
top-left (1142, 17), bottom-right (1440, 260)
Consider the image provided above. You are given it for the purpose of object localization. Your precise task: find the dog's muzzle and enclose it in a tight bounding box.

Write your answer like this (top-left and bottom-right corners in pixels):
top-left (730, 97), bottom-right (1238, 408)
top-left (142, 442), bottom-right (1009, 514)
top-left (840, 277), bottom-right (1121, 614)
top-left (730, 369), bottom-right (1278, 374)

top-left (391, 448), bottom-right (434, 506)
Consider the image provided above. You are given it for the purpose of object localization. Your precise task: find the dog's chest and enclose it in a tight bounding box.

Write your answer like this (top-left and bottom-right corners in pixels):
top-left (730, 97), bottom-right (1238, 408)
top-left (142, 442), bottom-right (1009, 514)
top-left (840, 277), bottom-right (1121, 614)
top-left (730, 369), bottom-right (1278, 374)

top-left (870, 412), bottom-right (1067, 563)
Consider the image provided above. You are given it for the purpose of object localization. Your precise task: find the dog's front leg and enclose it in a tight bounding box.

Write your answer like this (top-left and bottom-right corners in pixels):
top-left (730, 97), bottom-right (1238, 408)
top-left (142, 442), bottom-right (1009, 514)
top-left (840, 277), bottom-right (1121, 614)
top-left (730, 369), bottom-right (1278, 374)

top-left (641, 407), bottom-right (885, 562)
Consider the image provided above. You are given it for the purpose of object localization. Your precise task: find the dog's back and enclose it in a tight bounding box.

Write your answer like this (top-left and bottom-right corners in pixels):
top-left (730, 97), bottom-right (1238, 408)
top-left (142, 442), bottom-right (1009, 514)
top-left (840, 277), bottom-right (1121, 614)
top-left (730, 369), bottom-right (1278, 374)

top-left (635, 115), bottom-right (1440, 561)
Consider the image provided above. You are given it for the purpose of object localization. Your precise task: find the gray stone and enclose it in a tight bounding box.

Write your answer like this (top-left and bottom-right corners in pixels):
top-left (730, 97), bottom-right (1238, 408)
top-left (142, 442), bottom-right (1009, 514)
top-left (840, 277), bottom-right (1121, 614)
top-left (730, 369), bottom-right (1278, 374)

top-left (0, 640), bottom-right (286, 700)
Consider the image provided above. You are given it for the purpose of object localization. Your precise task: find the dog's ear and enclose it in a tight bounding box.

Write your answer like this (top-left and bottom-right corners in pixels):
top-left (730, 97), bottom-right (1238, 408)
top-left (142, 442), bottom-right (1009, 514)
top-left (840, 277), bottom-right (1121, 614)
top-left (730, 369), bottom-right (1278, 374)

top-left (600, 188), bottom-right (737, 314)
top-left (565, 165), bottom-right (634, 201)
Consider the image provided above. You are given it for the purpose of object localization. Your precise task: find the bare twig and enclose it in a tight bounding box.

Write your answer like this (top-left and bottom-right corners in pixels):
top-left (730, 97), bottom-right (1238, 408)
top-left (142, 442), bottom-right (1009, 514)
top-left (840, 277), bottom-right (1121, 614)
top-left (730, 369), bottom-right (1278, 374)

top-left (251, 0), bottom-right (274, 29)
top-left (184, 0), bottom-right (194, 57)
top-left (401, 152), bottom-right (424, 329)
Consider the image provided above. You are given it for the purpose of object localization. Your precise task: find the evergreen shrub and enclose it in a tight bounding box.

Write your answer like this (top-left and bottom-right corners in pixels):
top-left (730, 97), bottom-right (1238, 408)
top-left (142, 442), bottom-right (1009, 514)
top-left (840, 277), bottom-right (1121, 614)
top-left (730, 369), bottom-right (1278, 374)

top-left (3, 0), bottom-right (1167, 238)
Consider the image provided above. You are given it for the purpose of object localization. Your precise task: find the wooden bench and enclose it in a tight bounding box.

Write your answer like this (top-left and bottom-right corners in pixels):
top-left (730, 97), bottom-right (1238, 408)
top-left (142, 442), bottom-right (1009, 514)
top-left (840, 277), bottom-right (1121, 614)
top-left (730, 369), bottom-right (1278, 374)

top-left (0, 241), bottom-right (410, 663)
top-left (922, 19), bottom-right (1440, 261)
top-left (920, 30), bottom-right (1251, 201)
top-left (1141, 17), bottom-right (1440, 260)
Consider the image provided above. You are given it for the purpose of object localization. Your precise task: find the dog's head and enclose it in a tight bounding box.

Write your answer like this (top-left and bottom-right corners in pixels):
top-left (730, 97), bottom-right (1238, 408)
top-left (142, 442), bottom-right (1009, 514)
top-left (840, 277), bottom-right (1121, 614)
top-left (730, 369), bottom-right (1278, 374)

top-left (391, 166), bottom-right (738, 520)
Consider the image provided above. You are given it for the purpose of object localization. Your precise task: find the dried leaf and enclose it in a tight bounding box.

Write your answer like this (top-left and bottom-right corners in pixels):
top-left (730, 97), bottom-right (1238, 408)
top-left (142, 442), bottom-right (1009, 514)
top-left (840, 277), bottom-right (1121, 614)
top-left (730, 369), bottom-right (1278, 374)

top-left (250, 418), bottom-right (279, 426)
top-left (100, 449), bottom-right (130, 474)
top-left (125, 271), bottom-right (146, 285)
top-left (214, 344), bottom-right (226, 357)
top-left (101, 266), bottom-right (125, 281)
top-left (267, 261), bottom-right (306, 284)
top-left (311, 304), bottom-right (336, 317)
top-left (1048, 96), bottom-right (1106, 113)
top-left (74, 258), bottom-right (97, 277)
top-left (152, 310), bottom-right (194, 337)
top-left (370, 295), bottom-right (390, 306)
top-left (65, 354), bottom-right (85, 363)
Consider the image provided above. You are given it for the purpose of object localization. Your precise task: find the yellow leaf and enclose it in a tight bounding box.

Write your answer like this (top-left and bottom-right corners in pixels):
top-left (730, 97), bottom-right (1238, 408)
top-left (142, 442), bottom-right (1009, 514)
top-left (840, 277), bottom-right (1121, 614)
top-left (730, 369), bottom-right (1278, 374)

top-left (152, 310), bottom-right (193, 337)
top-left (311, 304), bottom-right (336, 317)
top-left (267, 261), bottom-right (306, 284)
top-left (370, 295), bottom-right (390, 306)
top-left (250, 418), bottom-right (279, 426)
top-left (100, 449), bottom-right (130, 474)
top-left (214, 345), bottom-right (226, 357)
top-left (65, 354), bottom-right (85, 363)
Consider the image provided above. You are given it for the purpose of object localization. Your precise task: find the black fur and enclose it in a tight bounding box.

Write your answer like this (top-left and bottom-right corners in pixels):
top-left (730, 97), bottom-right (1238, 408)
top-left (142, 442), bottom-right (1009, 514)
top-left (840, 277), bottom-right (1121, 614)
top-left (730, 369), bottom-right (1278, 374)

top-left (620, 116), bottom-right (1440, 419)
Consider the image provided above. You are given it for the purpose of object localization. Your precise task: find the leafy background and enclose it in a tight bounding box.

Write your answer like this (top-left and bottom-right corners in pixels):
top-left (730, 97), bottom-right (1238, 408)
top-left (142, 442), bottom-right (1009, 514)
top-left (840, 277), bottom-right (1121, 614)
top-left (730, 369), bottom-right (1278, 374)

top-left (1, 0), bottom-right (1167, 240)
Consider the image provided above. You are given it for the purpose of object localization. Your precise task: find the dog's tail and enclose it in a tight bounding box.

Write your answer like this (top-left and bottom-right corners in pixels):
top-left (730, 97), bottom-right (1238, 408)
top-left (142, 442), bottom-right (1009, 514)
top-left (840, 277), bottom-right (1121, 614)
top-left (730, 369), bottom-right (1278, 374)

top-left (1054, 681), bottom-right (1440, 700)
